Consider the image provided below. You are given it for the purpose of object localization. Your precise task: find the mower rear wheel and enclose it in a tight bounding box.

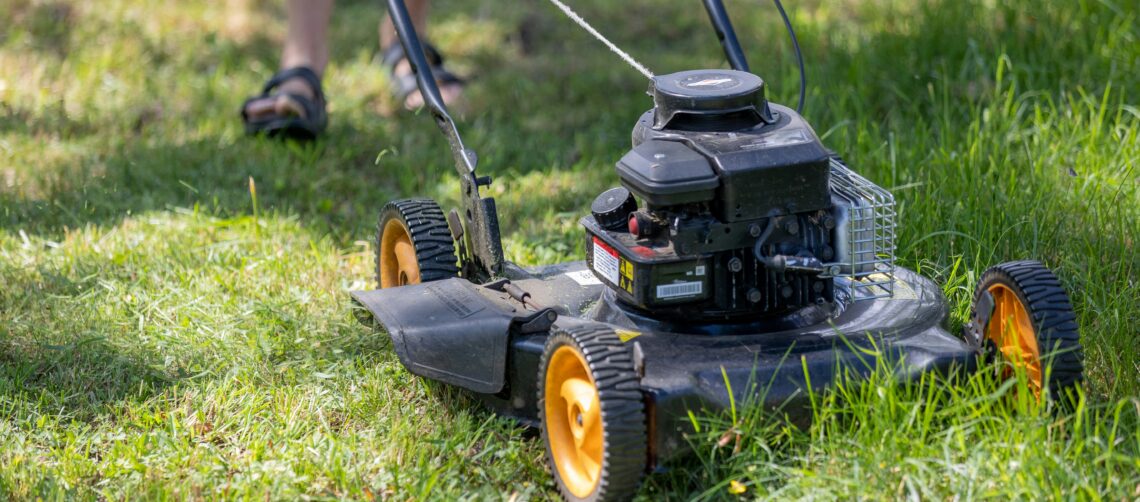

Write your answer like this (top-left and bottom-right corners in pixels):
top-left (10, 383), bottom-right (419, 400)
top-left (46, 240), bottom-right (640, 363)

top-left (375, 199), bottom-right (459, 288)
top-left (538, 325), bottom-right (646, 502)
top-left (971, 261), bottom-right (1083, 402)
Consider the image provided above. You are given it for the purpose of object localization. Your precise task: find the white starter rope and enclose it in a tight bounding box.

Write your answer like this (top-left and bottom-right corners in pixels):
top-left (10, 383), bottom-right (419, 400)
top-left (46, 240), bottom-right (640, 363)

top-left (543, 0), bottom-right (656, 80)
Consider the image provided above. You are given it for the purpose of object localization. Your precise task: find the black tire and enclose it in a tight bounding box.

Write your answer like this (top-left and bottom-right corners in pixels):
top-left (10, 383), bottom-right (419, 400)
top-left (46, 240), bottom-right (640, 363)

top-left (375, 199), bottom-right (459, 288)
top-left (538, 324), bottom-right (646, 502)
top-left (972, 260), bottom-right (1083, 403)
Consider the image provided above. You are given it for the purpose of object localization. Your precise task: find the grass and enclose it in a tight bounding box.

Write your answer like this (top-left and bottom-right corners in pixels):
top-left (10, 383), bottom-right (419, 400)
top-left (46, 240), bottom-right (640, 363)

top-left (1, 0), bottom-right (1137, 498)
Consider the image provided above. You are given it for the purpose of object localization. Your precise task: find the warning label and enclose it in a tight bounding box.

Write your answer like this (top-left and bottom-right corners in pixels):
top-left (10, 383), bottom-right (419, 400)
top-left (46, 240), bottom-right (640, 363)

top-left (592, 237), bottom-right (620, 285)
top-left (619, 259), bottom-right (635, 293)
top-left (615, 329), bottom-right (641, 343)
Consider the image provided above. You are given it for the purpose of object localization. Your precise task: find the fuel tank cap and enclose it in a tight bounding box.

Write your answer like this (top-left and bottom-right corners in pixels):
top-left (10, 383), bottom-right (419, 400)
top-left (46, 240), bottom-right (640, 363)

top-left (590, 187), bottom-right (638, 230)
top-left (650, 69), bottom-right (773, 130)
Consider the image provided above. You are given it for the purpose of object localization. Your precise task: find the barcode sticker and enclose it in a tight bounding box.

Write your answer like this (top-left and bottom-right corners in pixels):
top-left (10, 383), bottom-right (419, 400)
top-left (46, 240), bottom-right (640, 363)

top-left (656, 281), bottom-right (702, 299)
top-left (592, 237), bottom-right (620, 285)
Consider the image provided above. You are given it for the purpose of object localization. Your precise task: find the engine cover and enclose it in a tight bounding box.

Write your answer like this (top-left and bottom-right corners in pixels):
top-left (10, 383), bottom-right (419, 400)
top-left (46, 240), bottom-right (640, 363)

top-left (617, 70), bottom-right (832, 221)
top-left (586, 69), bottom-right (859, 320)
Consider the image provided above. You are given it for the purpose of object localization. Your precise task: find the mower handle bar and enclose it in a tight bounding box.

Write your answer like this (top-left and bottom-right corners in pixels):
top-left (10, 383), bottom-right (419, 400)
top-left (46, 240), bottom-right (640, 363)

top-left (383, 0), bottom-right (750, 180)
top-left (385, 0), bottom-right (477, 178)
top-left (383, 0), bottom-right (751, 278)
top-left (703, 0), bottom-right (750, 73)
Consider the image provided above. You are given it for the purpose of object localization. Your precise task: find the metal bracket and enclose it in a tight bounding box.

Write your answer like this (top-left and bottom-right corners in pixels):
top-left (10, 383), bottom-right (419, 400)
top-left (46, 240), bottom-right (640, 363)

top-left (965, 290), bottom-right (995, 349)
top-left (386, 0), bottom-right (504, 278)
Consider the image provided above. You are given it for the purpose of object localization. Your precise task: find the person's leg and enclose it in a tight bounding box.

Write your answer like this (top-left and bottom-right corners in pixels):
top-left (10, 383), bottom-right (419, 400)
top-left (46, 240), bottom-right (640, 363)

top-left (379, 0), bottom-right (428, 49)
top-left (245, 0), bottom-right (333, 121)
top-left (281, 0), bottom-right (333, 72)
top-left (379, 0), bottom-right (463, 109)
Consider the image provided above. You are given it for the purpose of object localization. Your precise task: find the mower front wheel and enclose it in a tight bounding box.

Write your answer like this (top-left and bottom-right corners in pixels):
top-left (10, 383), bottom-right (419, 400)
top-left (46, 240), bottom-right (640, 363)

top-left (375, 199), bottom-right (459, 288)
top-left (970, 261), bottom-right (1083, 403)
top-left (538, 325), bottom-right (646, 502)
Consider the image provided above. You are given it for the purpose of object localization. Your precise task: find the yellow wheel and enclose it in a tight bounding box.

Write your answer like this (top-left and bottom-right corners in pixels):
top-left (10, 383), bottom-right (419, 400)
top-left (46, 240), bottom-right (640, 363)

top-left (970, 261), bottom-right (1083, 402)
top-left (375, 199), bottom-right (458, 288)
top-left (539, 325), bottom-right (646, 501)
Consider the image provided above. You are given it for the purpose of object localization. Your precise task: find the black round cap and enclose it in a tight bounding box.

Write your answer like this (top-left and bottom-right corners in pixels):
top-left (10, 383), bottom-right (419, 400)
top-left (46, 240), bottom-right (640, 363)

top-left (650, 69), bottom-right (771, 129)
top-left (591, 187), bottom-right (638, 231)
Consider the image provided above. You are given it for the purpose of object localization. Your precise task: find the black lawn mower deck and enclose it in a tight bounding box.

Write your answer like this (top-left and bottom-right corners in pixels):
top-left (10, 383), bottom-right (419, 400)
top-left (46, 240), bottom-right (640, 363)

top-left (352, 261), bottom-right (975, 466)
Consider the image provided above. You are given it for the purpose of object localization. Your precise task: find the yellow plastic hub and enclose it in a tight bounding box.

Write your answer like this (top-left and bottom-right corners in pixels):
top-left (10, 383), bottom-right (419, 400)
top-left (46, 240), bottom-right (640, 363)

top-left (544, 345), bottom-right (603, 498)
top-left (985, 283), bottom-right (1042, 391)
top-left (379, 219), bottom-right (421, 288)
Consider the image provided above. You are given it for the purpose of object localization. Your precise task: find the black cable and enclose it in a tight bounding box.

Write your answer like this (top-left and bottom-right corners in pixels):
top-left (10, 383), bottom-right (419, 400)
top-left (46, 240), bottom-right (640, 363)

top-left (772, 0), bottom-right (806, 114)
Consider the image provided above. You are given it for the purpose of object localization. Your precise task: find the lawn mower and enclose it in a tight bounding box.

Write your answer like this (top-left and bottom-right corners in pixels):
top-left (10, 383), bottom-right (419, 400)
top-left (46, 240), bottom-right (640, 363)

top-left (352, 0), bottom-right (1085, 499)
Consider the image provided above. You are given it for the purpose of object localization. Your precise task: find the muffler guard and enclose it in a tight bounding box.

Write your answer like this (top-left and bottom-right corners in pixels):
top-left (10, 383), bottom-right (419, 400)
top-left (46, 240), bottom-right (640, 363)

top-left (352, 278), bottom-right (552, 394)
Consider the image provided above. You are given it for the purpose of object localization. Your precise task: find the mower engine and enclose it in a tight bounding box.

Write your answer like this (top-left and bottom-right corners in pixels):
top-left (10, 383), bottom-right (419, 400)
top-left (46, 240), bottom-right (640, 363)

top-left (584, 69), bottom-right (895, 321)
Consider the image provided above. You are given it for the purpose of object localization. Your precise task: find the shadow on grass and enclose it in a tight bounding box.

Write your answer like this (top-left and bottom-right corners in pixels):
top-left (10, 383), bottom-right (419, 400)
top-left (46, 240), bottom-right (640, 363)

top-left (0, 334), bottom-right (172, 423)
top-left (0, 269), bottom-right (173, 423)
top-left (0, 127), bottom-right (408, 239)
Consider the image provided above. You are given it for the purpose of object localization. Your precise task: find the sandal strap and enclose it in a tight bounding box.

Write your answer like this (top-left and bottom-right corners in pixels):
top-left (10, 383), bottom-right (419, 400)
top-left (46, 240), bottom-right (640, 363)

top-left (388, 67), bottom-right (463, 102)
top-left (241, 89), bottom-right (327, 125)
top-left (279, 92), bottom-right (323, 123)
top-left (260, 66), bottom-right (325, 102)
top-left (381, 41), bottom-right (464, 103)
top-left (381, 41), bottom-right (445, 69)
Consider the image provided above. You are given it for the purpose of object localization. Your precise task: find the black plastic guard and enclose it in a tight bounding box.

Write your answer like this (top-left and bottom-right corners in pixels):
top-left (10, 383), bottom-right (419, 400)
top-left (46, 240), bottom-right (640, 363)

top-left (352, 278), bottom-right (523, 394)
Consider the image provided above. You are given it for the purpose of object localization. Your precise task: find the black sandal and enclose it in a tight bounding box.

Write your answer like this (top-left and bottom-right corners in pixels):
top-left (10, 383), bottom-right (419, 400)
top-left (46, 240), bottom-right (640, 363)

top-left (380, 42), bottom-right (464, 107)
top-left (241, 66), bottom-right (328, 141)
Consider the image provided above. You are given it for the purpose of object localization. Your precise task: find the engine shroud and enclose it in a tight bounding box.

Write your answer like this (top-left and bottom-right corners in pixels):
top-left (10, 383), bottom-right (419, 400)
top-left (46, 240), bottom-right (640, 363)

top-left (584, 69), bottom-right (881, 321)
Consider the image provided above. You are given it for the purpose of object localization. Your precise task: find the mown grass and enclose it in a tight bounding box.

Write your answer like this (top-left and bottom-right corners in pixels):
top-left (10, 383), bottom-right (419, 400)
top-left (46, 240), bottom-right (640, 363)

top-left (1, 0), bottom-right (1137, 499)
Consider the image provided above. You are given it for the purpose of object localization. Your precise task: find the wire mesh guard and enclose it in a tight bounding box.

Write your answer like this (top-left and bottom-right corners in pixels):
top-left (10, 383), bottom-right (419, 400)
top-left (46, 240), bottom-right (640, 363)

top-left (826, 158), bottom-right (897, 301)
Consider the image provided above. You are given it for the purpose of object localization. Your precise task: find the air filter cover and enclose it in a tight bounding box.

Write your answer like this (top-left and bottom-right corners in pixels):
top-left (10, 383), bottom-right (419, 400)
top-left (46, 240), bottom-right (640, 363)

top-left (650, 69), bottom-right (772, 130)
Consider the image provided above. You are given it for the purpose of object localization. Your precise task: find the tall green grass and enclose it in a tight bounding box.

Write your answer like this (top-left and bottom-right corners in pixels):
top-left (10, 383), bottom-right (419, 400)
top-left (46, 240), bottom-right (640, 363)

top-left (658, 356), bottom-right (1139, 499)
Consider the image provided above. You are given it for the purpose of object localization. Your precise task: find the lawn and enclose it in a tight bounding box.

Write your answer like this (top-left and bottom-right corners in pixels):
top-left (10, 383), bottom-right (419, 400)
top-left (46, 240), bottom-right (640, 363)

top-left (1, 0), bottom-right (1137, 499)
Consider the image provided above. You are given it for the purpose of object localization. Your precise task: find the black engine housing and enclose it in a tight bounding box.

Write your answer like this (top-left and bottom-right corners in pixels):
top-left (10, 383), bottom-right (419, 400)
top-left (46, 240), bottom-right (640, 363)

top-left (584, 69), bottom-right (841, 321)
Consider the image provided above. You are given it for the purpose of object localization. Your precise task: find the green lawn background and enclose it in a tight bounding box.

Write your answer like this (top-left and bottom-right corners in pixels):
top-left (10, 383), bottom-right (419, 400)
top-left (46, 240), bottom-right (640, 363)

top-left (1, 0), bottom-right (1137, 499)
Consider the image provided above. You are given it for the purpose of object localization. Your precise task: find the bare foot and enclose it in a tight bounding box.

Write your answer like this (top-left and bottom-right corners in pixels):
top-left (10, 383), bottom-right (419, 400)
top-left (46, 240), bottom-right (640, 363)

top-left (243, 76), bottom-right (317, 120)
top-left (392, 59), bottom-right (464, 110)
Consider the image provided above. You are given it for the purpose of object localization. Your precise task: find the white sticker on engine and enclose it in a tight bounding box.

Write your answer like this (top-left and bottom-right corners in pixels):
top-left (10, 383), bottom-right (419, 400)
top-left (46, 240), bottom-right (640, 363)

top-left (565, 269), bottom-right (603, 286)
top-left (592, 237), bottom-right (621, 285)
top-left (656, 281), bottom-right (703, 299)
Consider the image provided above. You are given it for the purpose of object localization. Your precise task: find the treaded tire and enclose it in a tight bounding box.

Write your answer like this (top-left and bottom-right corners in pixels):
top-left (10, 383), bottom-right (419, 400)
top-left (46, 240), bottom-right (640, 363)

top-left (972, 260), bottom-right (1083, 403)
top-left (375, 198), bottom-right (459, 288)
top-left (538, 324), bottom-right (646, 502)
